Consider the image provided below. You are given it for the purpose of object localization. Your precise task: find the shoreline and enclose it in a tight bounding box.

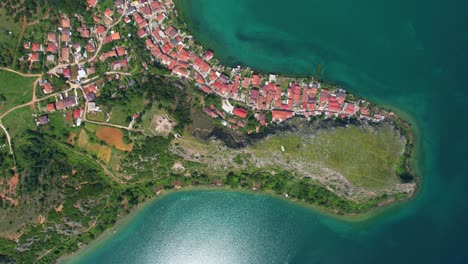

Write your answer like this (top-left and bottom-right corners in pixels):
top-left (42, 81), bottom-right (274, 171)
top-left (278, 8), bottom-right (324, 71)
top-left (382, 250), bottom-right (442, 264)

top-left (62, 0), bottom-right (421, 261)
top-left (172, 0), bottom-right (420, 184)
top-left (57, 189), bottom-right (177, 263)
top-left (60, 163), bottom-right (424, 263)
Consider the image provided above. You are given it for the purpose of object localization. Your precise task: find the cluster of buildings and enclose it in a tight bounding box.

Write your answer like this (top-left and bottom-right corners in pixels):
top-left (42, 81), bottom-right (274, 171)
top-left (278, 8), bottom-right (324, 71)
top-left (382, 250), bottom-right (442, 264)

top-left (124, 0), bottom-right (386, 132)
top-left (23, 4), bottom-right (121, 126)
top-left (25, 0), bottom-right (386, 132)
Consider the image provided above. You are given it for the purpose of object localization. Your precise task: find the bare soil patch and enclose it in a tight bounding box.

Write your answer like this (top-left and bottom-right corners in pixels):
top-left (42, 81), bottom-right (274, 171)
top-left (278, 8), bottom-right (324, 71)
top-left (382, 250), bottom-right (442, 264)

top-left (65, 110), bottom-right (73, 125)
top-left (150, 115), bottom-right (175, 136)
top-left (66, 132), bottom-right (77, 145)
top-left (95, 127), bottom-right (133, 152)
top-left (55, 203), bottom-right (63, 213)
top-left (172, 162), bottom-right (185, 171)
top-left (6, 173), bottom-right (18, 196)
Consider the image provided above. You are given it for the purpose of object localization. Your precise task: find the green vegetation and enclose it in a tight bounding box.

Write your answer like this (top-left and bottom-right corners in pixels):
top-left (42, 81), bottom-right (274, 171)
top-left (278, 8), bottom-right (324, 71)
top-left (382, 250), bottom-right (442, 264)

top-left (98, 76), bottom-right (193, 134)
top-left (119, 132), bottom-right (401, 215)
top-left (87, 111), bottom-right (107, 122)
top-left (0, 130), bottom-right (123, 263)
top-left (108, 96), bottom-right (146, 126)
top-left (0, 0), bottom-right (85, 20)
top-left (0, 2), bottom-right (417, 262)
top-left (252, 125), bottom-right (405, 190)
top-left (0, 132), bottom-right (14, 176)
top-left (0, 1), bottom-right (27, 68)
top-left (0, 62), bottom-right (414, 264)
top-left (0, 70), bottom-right (36, 115)
top-left (393, 117), bottom-right (416, 183)
top-left (0, 6), bottom-right (22, 44)
top-left (2, 106), bottom-right (35, 140)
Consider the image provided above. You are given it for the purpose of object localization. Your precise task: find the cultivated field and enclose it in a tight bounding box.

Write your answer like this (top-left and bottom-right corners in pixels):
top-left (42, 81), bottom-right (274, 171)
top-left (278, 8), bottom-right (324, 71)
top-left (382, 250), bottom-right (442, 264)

top-left (95, 126), bottom-right (133, 152)
top-left (77, 129), bottom-right (112, 163)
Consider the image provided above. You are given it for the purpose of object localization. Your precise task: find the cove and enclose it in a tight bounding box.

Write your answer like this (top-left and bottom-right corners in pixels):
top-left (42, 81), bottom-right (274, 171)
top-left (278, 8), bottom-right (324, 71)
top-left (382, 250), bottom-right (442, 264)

top-left (68, 0), bottom-right (468, 263)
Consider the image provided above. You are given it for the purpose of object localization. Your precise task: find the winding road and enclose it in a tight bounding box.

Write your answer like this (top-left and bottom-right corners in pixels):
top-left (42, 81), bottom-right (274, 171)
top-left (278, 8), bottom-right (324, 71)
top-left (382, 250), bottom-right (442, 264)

top-left (0, 3), bottom-right (134, 160)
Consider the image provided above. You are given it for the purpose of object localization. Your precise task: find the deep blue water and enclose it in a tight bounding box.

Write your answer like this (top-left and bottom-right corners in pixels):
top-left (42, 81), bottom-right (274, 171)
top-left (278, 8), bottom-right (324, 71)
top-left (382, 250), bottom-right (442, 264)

top-left (68, 0), bottom-right (468, 263)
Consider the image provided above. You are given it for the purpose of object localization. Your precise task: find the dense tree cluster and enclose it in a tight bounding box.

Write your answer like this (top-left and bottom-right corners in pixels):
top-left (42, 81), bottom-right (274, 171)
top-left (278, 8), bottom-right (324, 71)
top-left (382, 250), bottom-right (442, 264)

top-left (17, 131), bottom-right (73, 193)
top-left (0, 0), bottom-right (85, 22)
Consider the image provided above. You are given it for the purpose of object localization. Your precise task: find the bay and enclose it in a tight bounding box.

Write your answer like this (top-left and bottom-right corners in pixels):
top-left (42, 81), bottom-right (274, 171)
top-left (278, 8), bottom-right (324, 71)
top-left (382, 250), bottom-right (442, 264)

top-left (68, 0), bottom-right (468, 263)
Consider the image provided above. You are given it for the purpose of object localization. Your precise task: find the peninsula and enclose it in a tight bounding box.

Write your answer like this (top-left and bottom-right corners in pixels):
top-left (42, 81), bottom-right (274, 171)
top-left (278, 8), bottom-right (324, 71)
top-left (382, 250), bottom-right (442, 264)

top-left (0, 0), bottom-right (417, 263)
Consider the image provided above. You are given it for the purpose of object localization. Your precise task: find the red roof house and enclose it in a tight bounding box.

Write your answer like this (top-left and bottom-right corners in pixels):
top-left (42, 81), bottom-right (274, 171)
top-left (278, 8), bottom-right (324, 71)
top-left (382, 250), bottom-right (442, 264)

top-left (61, 17), bottom-right (71, 28)
top-left (61, 47), bottom-right (70, 62)
top-left (116, 46), bottom-right (126, 56)
top-left (73, 108), bottom-right (83, 119)
top-left (87, 42), bottom-right (96, 53)
top-left (233, 108), bottom-right (248, 119)
top-left (87, 0), bottom-right (98, 7)
top-left (242, 77), bottom-right (250, 88)
top-left (162, 42), bottom-right (174, 54)
top-left (194, 58), bottom-right (210, 73)
top-left (344, 103), bottom-right (355, 115)
top-left (62, 67), bottom-right (70, 78)
top-left (42, 83), bottom-right (53, 94)
top-left (46, 103), bottom-right (55, 112)
top-left (29, 53), bottom-right (39, 62)
top-left (252, 75), bottom-right (260, 87)
top-left (177, 49), bottom-right (190, 62)
top-left (31, 43), bottom-right (41, 52)
top-left (46, 42), bottom-right (57, 53)
top-left (145, 38), bottom-right (154, 49)
top-left (204, 50), bottom-right (214, 61)
top-left (360, 107), bottom-right (370, 116)
top-left (156, 14), bottom-right (165, 24)
top-left (96, 25), bottom-right (106, 35)
top-left (137, 28), bottom-right (147, 38)
top-left (272, 110), bottom-right (294, 122)
top-left (47, 33), bottom-right (57, 42)
top-left (111, 32), bottom-right (121, 40)
top-left (104, 8), bottom-right (113, 18)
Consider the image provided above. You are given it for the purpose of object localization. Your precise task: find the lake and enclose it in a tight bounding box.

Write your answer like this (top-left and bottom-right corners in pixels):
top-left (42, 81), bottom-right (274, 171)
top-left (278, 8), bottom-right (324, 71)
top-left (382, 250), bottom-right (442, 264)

top-left (67, 0), bottom-right (468, 263)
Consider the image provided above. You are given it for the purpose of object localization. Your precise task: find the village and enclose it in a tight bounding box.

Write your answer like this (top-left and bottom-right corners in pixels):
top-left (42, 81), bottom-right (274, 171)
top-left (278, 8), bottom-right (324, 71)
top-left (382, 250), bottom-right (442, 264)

top-left (0, 2), bottom-right (419, 262)
top-left (21, 0), bottom-right (387, 132)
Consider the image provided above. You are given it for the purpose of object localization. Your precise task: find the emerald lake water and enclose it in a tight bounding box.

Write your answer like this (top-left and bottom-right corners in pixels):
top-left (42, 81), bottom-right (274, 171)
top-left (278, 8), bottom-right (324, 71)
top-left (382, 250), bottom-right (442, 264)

top-left (68, 0), bottom-right (468, 263)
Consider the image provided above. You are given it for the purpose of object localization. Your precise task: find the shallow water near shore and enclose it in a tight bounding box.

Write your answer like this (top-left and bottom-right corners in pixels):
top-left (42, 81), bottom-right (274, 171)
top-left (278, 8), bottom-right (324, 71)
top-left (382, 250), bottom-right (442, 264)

top-left (68, 0), bottom-right (468, 263)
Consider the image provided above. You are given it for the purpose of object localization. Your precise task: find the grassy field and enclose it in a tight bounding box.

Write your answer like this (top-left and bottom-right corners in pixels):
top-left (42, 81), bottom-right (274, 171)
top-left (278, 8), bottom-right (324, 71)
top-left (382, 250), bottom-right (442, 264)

top-left (251, 125), bottom-right (405, 190)
top-left (0, 8), bottom-right (21, 38)
top-left (0, 70), bottom-right (36, 115)
top-left (0, 8), bottom-right (22, 43)
top-left (109, 96), bottom-right (146, 126)
top-left (176, 132), bottom-right (222, 156)
top-left (2, 106), bottom-right (35, 140)
top-left (86, 111), bottom-right (106, 122)
top-left (76, 128), bottom-right (112, 163)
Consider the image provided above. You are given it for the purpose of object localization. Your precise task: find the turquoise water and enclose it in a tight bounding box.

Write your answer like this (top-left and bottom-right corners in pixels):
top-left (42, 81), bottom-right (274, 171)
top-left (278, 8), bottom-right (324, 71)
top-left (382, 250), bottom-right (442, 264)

top-left (69, 0), bottom-right (468, 263)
